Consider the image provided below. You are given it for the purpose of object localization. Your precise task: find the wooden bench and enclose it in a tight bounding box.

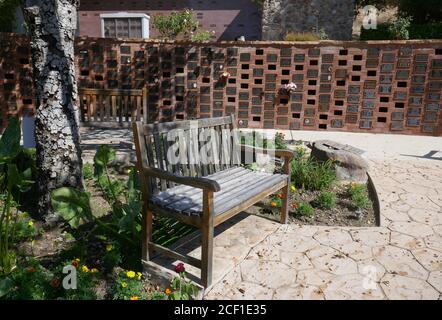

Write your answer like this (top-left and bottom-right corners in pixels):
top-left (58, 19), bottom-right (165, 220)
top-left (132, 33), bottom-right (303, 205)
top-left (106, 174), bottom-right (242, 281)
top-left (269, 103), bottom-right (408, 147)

top-left (132, 115), bottom-right (294, 287)
top-left (79, 88), bottom-right (148, 127)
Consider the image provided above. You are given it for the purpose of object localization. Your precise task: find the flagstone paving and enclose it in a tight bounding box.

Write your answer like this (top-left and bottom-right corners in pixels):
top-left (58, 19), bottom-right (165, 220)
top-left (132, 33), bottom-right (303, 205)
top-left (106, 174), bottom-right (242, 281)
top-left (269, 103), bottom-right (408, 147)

top-left (204, 157), bottom-right (442, 300)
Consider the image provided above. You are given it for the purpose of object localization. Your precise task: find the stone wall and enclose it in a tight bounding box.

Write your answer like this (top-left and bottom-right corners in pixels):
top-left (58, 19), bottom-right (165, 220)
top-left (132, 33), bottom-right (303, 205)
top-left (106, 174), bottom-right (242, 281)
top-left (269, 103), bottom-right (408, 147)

top-left (1, 33), bottom-right (441, 136)
top-left (262, 0), bottom-right (355, 40)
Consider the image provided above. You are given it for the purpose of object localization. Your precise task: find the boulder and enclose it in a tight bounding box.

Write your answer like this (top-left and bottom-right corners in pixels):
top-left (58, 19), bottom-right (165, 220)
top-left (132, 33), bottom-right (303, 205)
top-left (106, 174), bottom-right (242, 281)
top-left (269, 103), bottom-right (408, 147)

top-left (310, 140), bottom-right (368, 182)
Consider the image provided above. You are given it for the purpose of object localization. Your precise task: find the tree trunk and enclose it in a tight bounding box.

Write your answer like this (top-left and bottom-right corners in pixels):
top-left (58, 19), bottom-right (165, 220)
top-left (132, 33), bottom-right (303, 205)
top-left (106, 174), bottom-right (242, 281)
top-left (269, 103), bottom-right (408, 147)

top-left (24, 0), bottom-right (83, 220)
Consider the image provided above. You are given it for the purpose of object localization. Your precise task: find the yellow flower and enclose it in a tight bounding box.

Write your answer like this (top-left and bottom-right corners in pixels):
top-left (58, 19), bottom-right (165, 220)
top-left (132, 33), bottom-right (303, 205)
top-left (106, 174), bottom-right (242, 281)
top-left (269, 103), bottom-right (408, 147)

top-left (126, 271), bottom-right (136, 278)
top-left (129, 296), bottom-right (139, 300)
top-left (91, 268), bottom-right (99, 273)
top-left (81, 265), bottom-right (89, 273)
top-left (106, 244), bottom-right (113, 252)
top-left (121, 282), bottom-right (127, 288)
top-left (137, 272), bottom-right (142, 280)
top-left (28, 221), bottom-right (34, 227)
top-left (74, 258), bottom-right (80, 263)
top-left (165, 288), bottom-right (171, 295)
top-left (290, 185), bottom-right (296, 192)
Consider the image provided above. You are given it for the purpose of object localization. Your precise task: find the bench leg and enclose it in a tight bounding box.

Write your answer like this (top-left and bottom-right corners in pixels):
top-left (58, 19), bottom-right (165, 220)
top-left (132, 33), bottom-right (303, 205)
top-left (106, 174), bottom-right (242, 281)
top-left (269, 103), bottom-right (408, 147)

top-left (280, 182), bottom-right (290, 224)
top-left (201, 190), bottom-right (214, 288)
top-left (142, 204), bottom-right (153, 261)
top-left (201, 221), bottom-right (214, 288)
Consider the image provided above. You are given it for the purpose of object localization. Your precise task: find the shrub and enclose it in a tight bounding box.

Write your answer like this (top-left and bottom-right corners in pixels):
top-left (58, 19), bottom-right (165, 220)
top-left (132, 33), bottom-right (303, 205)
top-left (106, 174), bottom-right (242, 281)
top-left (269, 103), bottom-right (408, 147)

top-left (347, 183), bottom-right (371, 210)
top-left (285, 32), bottom-right (321, 41)
top-left (293, 202), bottom-right (314, 217)
top-left (312, 191), bottom-right (337, 210)
top-left (274, 132), bottom-right (287, 150)
top-left (191, 30), bottom-right (212, 42)
top-left (291, 159), bottom-right (336, 191)
top-left (387, 16), bottom-right (412, 40)
top-left (153, 9), bottom-right (198, 40)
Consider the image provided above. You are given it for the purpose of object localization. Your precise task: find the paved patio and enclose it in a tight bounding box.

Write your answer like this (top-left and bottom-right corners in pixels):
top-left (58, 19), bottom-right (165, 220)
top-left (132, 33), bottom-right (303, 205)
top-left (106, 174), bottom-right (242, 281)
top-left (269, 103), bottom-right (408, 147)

top-left (81, 129), bottom-right (442, 299)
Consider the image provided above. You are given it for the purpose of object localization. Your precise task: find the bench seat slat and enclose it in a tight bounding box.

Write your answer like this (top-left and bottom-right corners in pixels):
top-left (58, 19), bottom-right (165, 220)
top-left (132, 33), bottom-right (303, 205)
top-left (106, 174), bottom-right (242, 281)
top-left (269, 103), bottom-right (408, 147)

top-left (150, 167), bottom-right (288, 216)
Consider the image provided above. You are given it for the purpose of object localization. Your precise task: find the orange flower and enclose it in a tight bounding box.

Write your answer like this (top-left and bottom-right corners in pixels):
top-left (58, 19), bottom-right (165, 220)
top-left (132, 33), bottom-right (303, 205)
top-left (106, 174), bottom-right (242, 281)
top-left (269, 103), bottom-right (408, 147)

top-left (165, 288), bottom-right (172, 295)
top-left (26, 266), bottom-right (36, 273)
top-left (270, 201), bottom-right (277, 207)
top-left (291, 202), bottom-right (298, 210)
top-left (277, 193), bottom-right (284, 199)
top-left (51, 278), bottom-right (61, 288)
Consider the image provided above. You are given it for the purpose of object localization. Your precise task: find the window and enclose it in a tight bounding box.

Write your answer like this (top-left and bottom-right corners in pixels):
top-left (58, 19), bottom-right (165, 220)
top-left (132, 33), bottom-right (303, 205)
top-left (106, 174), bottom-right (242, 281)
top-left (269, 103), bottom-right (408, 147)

top-left (101, 13), bottom-right (150, 39)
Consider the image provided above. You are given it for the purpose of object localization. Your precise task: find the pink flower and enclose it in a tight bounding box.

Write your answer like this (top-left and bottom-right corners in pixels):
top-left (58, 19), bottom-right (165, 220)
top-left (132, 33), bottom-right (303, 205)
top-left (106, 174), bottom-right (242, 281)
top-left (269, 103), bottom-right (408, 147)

top-left (174, 262), bottom-right (185, 273)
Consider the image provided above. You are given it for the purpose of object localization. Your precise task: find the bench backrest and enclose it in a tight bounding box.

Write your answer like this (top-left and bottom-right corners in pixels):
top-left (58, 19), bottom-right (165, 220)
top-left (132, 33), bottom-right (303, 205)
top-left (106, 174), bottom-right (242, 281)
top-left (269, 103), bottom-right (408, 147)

top-left (133, 115), bottom-right (240, 193)
top-left (79, 88), bottom-right (147, 124)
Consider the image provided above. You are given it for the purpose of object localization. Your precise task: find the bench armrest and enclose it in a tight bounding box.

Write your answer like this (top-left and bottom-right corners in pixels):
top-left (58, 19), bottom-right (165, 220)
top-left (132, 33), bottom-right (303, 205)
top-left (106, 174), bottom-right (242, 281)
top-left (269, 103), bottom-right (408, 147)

top-left (141, 166), bottom-right (221, 192)
top-left (241, 145), bottom-right (295, 162)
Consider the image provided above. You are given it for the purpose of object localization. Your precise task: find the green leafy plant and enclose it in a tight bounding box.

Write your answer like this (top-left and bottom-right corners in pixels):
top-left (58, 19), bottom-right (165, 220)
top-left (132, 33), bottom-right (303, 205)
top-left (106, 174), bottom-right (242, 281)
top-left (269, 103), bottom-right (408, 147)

top-left (191, 30), bottom-right (212, 42)
top-left (274, 132), bottom-right (287, 150)
top-left (153, 9), bottom-right (199, 40)
top-left (312, 191), bottom-right (337, 210)
top-left (293, 201), bottom-right (314, 217)
top-left (291, 158), bottom-right (336, 191)
top-left (347, 183), bottom-right (371, 210)
top-left (113, 270), bottom-right (145, 300)
top-left (167, 263), bottom-right (198, 300)
top-left (82, 162), bottom-right (94, 180)
top-left (0, 117), bottom-right (35, 276)
top-left (388, 16), bottom-right (412, 40)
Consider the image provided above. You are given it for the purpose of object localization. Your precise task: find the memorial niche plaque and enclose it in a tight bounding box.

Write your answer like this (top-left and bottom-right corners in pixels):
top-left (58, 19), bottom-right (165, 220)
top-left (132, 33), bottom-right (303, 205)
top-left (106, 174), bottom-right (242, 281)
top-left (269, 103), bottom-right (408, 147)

top-left (265, 83), bottom-right (276, 91)
top-left (291, 93), bottom-right (303, 101)
top-left (321, 64), bottom-right (332, 73)
top-left (380, 75), bottom-right (392, 84)
top-left (290, 122), bottom-right (301, 130)
top-left (391, 112), bottom-right (404, 121)
top-left (428, 81), bottom-right (442, 91)
top-left (432, 59), bottom-right (442, 68)
top-left (422, 124), bottom-right (435, 133)
top-left (391, 121), bottom-right (404, 130)
top-left (347, 105), bottom-right (359, 113)
top-left (346, 114), bottom-right (358, 123)
top-left (424, 112), bottom-right (437, 122)
top-left (409, 97), bottom-right (422, 105)
top-left (380, 64), bottom-right (394, 73)
top-left (253, 68), bottom-right (264, 77)
top-left (320, 74), bottom-right (332, 82)
top-left (427, 93), bottom-right (441, 101)
top-left (213, 91), bottom-right (223, 99)
top-left (319, 103), bottom-right (329, 112)
top-left (407, 107), bottom-right (421, 116)
top-left (213, 101), bottom-right (223, 109)
top-left (278, 106), bottom-right (288, 114)
top-left (290, 103), bottom-right (302, 111)
top-left (361, 110), bottom-right (373, 118)
top-left (394, 91), bottom-right (407, 100)
top-left (412, 75), bottom-right (426, 84)
top-left (396, 70), bottom-right (410, 79)
top-left (367, 48), bottom-right (380, 57)
top-left (426, 103), bottom-right (440, 111)
top-left (335, 69), bottom-right (347, 78)
top-left (307, 69), bottom-right (319, 78)
top-left (304, 108), bottom-right (315, 116)
top-left (251, 106), bottom-right (262, 114)
top-left (293, 74), bottom-right (304, 81)
top-left (410, 86), bottom-right (425, 94)
top-left (252, 96), bottom-right (262, 105)
top-left (277, 117), bottom-right (288, 125)
top-left (348, 95), bottom-right (360, 103)
top-left (431, 70), bottom-right (442, 78)
top-left (331, 119), bottom-right (344, 128)
top-left (366, 59), bottom-right (378, 68)
top-left (348, 85), bottom-right (361, 94)
top-left (267, 53), bottom-right (278, 62)
top-left (359, 120), bottom-right (372, 129)
top-left (415, 54), bottom-right (428, 62)
top-left (322, 54), bottom-right (334, 63)
top-left (308, 48), bottom-right (320, 57)
top-left (281, 48), bottom-right (292, 57)
top-left (334, 90), bottom-right (346, 98)
top-left (320, 84), bottom-right (332, 92)
top-left (382, 53), bottom-right (395, 62)
top-left (363, 100), bottom-right (375, 109)
top-left (263, 121), bottom-right (274, 129)
top-left (414, 64), bottom-right (427, 74)
top-left (294, 54), bottom-right (305, 62)
top-left (379, 85), bottom-right (392, 94)
top-left (280, 58), bottom-right (291, 67)
top-left (363, 90), bottom-right (376, 99)
top-left (364, 80), bottom-right (377, 89)
top-left (407, 118), bottom-right (420, 126)
top-left (397, 59), bottom-right (411, 68)
top-left (304, 118), bottom-right (314, 126)
top-left (399, 47), bottom-right (412, 57)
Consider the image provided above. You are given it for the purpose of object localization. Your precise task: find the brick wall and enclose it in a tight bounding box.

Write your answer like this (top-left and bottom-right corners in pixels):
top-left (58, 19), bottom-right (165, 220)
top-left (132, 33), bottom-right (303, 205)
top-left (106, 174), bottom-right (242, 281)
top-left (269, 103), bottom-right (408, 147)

top-left (1, 33), bottom-right (441, 136)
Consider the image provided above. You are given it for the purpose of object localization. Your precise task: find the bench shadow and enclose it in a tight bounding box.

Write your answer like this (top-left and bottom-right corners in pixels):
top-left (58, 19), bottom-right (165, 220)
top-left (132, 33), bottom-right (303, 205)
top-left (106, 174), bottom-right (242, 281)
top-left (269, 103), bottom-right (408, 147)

top-left (400, 150), bottom-right (442, 161)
